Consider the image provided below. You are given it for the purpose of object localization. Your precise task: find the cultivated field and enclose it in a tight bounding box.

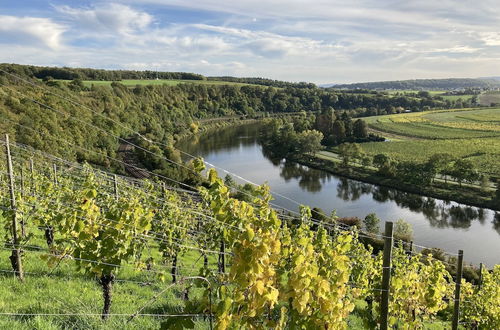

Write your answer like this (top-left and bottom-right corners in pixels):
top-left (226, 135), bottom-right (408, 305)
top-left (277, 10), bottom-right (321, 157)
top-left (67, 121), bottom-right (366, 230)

top-left (76, 79), bottom-right (256, 87)
top-left (362, 108), bottom-right (500, 176)
top-left (478, 91), bottom-right (500, 106)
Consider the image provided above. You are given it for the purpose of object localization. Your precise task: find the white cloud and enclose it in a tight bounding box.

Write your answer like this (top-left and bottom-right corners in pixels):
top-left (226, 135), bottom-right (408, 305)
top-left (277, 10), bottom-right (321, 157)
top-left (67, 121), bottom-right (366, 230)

top-left (56, 3), bottom-right (153, 35)
top-left (0, 15), bottom-right (65, 50)
top-left (479, 32), bottom-right (500, 46)
top-left (2, 1), bottom-right (500, 83)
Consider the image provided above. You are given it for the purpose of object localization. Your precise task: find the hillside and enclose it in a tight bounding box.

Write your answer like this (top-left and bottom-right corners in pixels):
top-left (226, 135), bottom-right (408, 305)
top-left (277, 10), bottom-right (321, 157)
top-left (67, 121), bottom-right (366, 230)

top-left (329, 78), bottom-right (500, 90)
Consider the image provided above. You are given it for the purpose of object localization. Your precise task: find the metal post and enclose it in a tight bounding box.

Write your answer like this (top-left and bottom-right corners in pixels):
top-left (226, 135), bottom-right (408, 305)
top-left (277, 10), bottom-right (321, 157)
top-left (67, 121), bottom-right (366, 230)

top-left (380, 221), bottom-right (393, 330)
top-left (452, 250), bottom-right (464, 330)
top-left (4, 134), bottom-right (24, 281)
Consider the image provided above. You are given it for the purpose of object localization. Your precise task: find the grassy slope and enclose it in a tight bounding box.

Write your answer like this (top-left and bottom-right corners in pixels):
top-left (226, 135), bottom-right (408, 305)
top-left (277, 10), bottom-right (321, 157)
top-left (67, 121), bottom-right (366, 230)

top-left (361, 108), bottom-right (500, 176)
top-left (0, 215), bottom-right (213, 329)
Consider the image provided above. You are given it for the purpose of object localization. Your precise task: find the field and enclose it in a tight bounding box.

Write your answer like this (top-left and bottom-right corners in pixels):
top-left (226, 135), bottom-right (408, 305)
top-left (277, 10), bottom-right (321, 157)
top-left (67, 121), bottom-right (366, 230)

top-left (478, 90), bottom-right (500, 106)
top-left (55, 79), bottom-right (256, 88)
top-left (362, 108), bottom-right (500, 176)
top-left (383, 90), bottom-right (475, 102)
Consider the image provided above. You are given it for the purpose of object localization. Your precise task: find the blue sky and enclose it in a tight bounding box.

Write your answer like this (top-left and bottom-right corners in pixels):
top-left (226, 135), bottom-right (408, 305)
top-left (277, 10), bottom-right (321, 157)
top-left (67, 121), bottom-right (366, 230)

top-left (1, 0), bottom-right (499, 83)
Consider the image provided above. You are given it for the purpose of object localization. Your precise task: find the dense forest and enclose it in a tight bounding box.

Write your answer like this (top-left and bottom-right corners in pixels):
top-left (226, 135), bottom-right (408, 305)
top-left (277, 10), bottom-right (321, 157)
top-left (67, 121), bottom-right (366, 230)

top-left (331, 78), bottom-right (500, 90)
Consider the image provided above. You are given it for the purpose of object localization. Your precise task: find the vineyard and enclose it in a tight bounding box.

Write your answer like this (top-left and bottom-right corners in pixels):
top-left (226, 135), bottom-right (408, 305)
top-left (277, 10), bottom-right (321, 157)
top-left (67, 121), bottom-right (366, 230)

top-left (0, 138), bottom-right (499, 329)
top-left (362, 108), bottom-right (500, 176)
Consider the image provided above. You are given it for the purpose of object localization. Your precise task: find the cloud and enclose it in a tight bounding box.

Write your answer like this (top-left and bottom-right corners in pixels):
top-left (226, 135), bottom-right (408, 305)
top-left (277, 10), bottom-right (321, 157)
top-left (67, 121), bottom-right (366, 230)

top-left (0, 15), bottom-right (65, 50)
top-left (56, 3), bottom-right (153, 35)
top-left (2, 1), bottom-right (500, 83)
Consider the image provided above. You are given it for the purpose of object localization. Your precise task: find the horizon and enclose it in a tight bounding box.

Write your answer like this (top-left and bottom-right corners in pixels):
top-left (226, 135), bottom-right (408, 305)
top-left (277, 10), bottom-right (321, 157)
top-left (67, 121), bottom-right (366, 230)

top-left (1, 1), bottom-right (500, 83)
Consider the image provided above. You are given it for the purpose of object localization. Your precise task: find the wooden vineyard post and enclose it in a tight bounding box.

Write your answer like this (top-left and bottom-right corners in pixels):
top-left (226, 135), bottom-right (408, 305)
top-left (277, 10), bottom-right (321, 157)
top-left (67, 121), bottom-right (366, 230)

top-left (4, 134), bottom-right (24, 281)
top-left (52, 163), bottom-right (58, 185)
top-left (452, 250), bottom-right (464, 330)
top-left (478, 263), bottom-right (483, 290)
top-left (29, 158), bottom-right (35, 193)
top-left (113, 175), bottom-right (119, 200)
top-left (380, 221), bottom-right (393, 330)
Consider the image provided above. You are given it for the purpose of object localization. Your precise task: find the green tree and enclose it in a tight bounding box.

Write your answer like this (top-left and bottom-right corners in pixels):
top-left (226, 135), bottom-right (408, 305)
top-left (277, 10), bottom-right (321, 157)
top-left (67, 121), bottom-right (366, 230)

top-left (331, 120), bottom-right (346, 145)
top-left (338, 143), bottom-right (364, 167)
top-left (353, 119), bottom-right (368, 139)
top-left (373, 153), bottom-right (396, 177)
top-left (296, 130), bottom-right (324, 155)
top-left (364, 213), bottom-right (380, 235)
top-left (427, 153), bottom-right (455, 183)
top-left (450, 159), bottom-right (479, 187)
top-left (394, 218), bottom-right (413, 242)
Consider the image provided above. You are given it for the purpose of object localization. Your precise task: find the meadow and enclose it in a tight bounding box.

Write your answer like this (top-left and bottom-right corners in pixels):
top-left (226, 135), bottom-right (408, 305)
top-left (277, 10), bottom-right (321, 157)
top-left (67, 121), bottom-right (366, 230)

top-left (68, 79), bottom-right (255, 88)
top-left (362, 108), bottom-right (500, 176)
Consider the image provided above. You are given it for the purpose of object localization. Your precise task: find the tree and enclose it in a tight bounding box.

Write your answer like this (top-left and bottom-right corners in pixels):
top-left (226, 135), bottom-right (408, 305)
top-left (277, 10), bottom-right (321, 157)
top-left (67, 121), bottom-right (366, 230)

top-left (373, 154), bottom-right (390, 169)
top-left (394, 218), bottom-right (413, 242)
top-left (364, 213), bottom-right (380, 235)
top-left (396, 161), bottom-right (434, 186)
top-left (314, 107), bottom-right (336, 136)
top-left (296, 130), bottom-right (324, 155)
top-left (338, 143), bottom-right (364, 167)
top-left (450, 159), bottom-right (479, 187)
top-left (427, 153), bottom-right (455, 183)
top-left (353, 119), bottom-right (368, 139)
top-left (373, 153), bottom-right (396, 177)
top-left (331, 120), bottom-right (346, 145)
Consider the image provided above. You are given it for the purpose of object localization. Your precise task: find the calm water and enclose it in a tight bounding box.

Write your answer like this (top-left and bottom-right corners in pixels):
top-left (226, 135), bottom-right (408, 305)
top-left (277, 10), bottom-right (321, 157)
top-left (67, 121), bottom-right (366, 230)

top-left (177, 123), bottom-right (500, 266)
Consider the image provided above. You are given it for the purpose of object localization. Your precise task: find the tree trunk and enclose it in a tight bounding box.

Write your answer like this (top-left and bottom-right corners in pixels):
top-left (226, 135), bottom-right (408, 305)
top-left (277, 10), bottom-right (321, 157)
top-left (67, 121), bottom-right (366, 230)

top-left (203, 254), bottom-right (208, 268)
top-left (171, 254), bottom-right (178, 283)
top-left (44, 226), bottom-right (54, 247)
top-left (100, 274), bottom-right (115, 320)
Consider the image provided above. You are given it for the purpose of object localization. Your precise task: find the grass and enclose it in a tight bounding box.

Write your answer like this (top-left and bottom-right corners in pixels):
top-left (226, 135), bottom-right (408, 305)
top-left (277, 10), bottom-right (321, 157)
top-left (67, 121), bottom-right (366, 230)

top-left (361, 108), bottom-right (500, 176)
top-left (0, 217), bottom-right (214, 329)
top-left (54, 79), bottom-right (257, 88)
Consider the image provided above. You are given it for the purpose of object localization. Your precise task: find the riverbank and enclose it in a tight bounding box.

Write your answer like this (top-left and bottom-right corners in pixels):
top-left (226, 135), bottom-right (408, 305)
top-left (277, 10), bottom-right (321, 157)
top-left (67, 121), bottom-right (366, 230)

top-left (290, 153), bottom-right (499, 212)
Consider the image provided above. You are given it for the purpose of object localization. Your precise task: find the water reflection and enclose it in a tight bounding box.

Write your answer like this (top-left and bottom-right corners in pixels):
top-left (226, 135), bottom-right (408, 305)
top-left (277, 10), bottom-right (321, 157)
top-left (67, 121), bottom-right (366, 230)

top-left (179, 123), bottom-right (261, 156)
top-left (278, 161), bottom-right (331, 193)
top-left (334, 176), bottom-right (491, 231)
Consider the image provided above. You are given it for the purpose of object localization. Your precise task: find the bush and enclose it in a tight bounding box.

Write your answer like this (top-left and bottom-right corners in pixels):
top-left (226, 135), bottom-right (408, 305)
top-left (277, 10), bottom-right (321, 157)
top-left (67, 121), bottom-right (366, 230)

top-left (337, 216), bottom-right (361, 227)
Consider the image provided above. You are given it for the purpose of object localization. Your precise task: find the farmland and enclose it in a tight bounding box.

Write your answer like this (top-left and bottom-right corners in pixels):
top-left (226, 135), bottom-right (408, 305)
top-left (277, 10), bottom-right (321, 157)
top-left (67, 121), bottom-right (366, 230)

top-left (478, 91), bottom-right (500, 106)
top-left (362, 108), bottom-right (500, 176)
top-left (55, 79), bottom-right (257, 88)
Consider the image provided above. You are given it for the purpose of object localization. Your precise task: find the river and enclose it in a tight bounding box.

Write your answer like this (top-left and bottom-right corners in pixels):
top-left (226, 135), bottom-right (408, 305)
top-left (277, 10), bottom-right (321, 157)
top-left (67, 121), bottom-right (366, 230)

top-left (177, 123), bottom-right (500, 266)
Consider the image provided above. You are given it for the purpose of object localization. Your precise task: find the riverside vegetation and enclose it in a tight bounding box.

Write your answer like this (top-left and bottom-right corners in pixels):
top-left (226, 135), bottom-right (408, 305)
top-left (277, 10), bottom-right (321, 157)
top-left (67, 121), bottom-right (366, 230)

top-left (259, 108), bottom-right (500, 210)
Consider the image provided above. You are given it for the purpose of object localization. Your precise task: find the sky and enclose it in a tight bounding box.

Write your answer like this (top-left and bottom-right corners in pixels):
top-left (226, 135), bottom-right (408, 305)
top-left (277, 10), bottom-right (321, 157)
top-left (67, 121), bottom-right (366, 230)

top-left (1, 1), bottom-right (500, 84)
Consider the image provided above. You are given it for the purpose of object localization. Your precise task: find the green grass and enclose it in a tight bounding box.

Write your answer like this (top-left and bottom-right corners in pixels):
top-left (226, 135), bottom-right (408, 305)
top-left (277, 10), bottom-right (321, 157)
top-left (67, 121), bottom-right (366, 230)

top-left (56, 79), bottom-right (257, 88)
top-left (361, 108), bottom-right (500, 176)
top-left (0, 219), bottom-right (214, 330)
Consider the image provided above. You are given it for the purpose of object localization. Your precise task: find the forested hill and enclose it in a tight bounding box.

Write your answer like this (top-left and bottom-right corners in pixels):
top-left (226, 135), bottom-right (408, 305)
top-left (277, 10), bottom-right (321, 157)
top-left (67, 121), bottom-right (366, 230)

top-left (330, 78), bottom-right (500, 90)
top-left (0, 64), bottom-right (477, 186)
top-left (0, 63), bottom-right (313, 89)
